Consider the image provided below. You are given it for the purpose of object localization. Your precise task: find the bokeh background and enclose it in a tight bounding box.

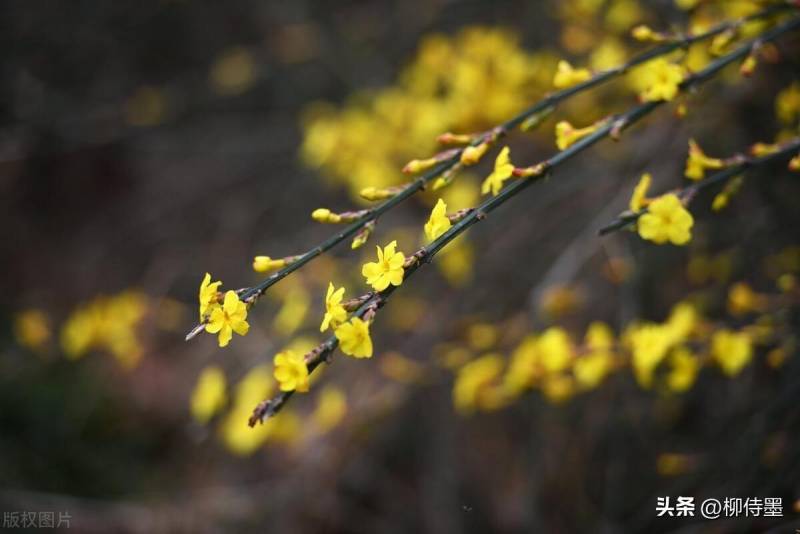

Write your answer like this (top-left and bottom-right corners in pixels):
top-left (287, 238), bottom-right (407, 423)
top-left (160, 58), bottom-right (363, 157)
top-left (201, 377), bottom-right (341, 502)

top-left (2, 0), bottom-right (800, 532)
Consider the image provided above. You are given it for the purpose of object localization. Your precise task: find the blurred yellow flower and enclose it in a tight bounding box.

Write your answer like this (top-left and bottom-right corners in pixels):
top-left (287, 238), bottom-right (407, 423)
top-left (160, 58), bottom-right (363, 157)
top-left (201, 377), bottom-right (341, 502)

top-left (312, 386), bottom-right (347, 432)
top-left (335, 317), bottom-right (373, 358)
top-left (585, 321), bottom-right (614, 350)
top-left (190, 366), bottom-right (227, 423)
top-left (637, 194), bottom-right (693, 245)
top-left (205, 291), bottom-right (249, 347)
top-left (424, 198), bottom-right (452, 242)
top-left (437, 236), bottom-right (474, 286)
top-left (775, 82), bottom-right (800, 125)
top-left (273, 284), bottom-right (309, 336)
top-left (481, 146), bottom-right (515, 196)
top-left (453, 354), bottom-right (505, 413)
top-left (553, 60), bottom-right (592, 89)
top-left (198, 272), bottom-right (221, 321)
top-left (666, 347), bottom-right (699, 392)
top-left (362, 240), bottom-right (405, 291)
top-left (665, 301), bottom-right (698, 344)
top-left (504, 335), bottom-right (540, 394)
top-left (685, 139), bottom-right (724, 180)
top-left (537, 327), bottom-right (573, 373)
top-left (273, 350), bottom-right (310, 392)
top-left (219, 365), bottom-right (275, 455)
top-left (320, 282), bottom-right (347, 332)
top-left (631, 25), bottom-right (664, 43)
top-left (630, 324), bottom-right (671, 388)
top-left (638, 59), bottom-right (685, 102)
top-left (728, 282), bottom-right (767, 316)
top-left (574, 352), bottom-right (612, 390)
top-left (14, 309), bottom-right (51, 351)
top-left (711, 329), bottom-right (753, 376)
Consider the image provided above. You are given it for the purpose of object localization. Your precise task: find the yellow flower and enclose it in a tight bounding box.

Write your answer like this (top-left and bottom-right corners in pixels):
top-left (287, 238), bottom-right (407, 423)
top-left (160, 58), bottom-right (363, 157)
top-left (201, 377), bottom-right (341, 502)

top-left (273, 350), bottom-right (310, 392)
top-left (711, 329), bottom-right (752, 376)
top-left (629, 324), bottom-right (671, 388)
top-left (665, 301), bottom-right (697, 344)
top-left (311, 208), bottom-right (342, 223)
top-left (424, 199), bottom-right (452, 242)
top-left (553, 60), bottom-right (592, 89)
top-left (190, 365), bottom-right (227, 423)
top-left (362, 240), bottom-right (405, 291)
top-left (789, 154), bottom-right (800, 172)
top-left (480, 146), bottom-right (515, 196)
top-left (312, 386), bottom-right (347, 432)
top-left (205, 290), bottom-right (249, 347)
top-left (775, 82), bottom-right (800, 125)
top-left (637, 194), bottom-right (694, 245)
top-left (631, 25), bottom-right (664, 43)
top-left (198, 272), bottom-right (222, 321)
top-left (320, 282), bottom-right (347, 332)
top-left (574, 352), bottom-right (612, 390)
top-left (504, 335), bottom-right (540, 394)
top-left (14, 309), bottom-right (51, 351)
top-left (629, 172), bottom-right (652, 211)
top-left (585, 321), bottom-right (614, 350)
top-left (537, 327), bottom-right (573, 373)
top-left (252, 256), bottom-right (286, 273)
top-left (727, 282), bottom-right (767, 316)
top-left (335, 317), bottom-right (373, 358)
top-left (685, 139), bottom-right (724, 180)
top-left (460, 142), bottom-right (490, 166)
top-left (453, 354), bottom-right (505, 414)
top-left (555, 120), bottom-right (598, 150)
top-left (667, 347), bottom-right (699, 392)
top-left (577, 322), bottom-right (615, 389)
top-left (542, 373), bottom-right (575, 404)
top-left (638, 58), bottom-right (685, 102)
top-left (750, 142), bottom-right (780, 157)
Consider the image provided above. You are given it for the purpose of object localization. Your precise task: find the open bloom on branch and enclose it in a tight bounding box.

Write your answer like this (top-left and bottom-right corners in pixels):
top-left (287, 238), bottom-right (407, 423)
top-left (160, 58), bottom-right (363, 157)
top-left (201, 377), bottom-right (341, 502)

top-left (273, 350), bottom-right (310, 392)
top-left (637, 58), bottom-right (685, 102)
top-left (362, 240), bottom-right (405, 291)
top-left (553, 60), bottom-right (591, 89)
top-left (555, 121), bottom-right (598, 150)
top-left (205, 290), bottom-right (250, 347)
top-left (481, 146), bottom-right (515, 196)
top-left (637, 194), bottom-right (694, 245)
top-left (629, 172), bottom-right (652, 211)
top-left (424, 199), bottom-right (452, 241)
top-left (335, 317), bottom-right (373, 358)
top-left (320, 282), bottom-right (347, 332)
top-left (685, 139), bottom-right (725, 180)
top-left (198, 273), bottom-right (222, 321)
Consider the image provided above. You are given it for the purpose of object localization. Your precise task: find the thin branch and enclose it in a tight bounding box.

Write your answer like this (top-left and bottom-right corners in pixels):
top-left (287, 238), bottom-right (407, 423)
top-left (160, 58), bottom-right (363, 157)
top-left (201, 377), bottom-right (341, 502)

top-left (597, 138), bottom-right (800, 236)
top-left (187, 3), bottom-right (796, 340)
top-left (248, 16), bottom-right (800, 425)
